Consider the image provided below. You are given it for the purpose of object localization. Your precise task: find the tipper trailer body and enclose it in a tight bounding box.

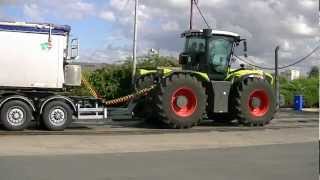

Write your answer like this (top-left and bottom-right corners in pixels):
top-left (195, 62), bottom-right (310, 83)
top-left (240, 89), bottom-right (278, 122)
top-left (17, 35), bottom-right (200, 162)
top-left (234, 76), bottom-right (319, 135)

top-left (0, 22), bottom-right (70, 89)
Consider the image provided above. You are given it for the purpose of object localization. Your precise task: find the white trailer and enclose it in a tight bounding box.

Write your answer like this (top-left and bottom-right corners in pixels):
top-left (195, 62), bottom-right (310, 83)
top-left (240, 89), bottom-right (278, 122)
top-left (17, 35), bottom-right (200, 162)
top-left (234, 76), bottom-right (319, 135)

top-left (0, 21), bottom-right (108, 131)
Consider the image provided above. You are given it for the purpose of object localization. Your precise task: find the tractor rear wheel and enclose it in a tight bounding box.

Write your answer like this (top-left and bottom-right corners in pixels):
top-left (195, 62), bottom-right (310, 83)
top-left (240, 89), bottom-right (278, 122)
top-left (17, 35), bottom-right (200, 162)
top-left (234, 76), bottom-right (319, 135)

top-left (133, 74), bottom-right (158, 121)
top-left (136, 74), bottom-right (156, 90)
top-left (232, 78), bottom-right (275, 126)
top-left (154, 74), bottom-right (206, 128)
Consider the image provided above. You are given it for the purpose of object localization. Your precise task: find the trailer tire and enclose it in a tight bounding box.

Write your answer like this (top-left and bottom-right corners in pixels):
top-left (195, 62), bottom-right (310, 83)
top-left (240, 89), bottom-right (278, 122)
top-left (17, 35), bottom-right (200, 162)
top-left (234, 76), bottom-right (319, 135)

top-left (42, 101), bottom-right (73, 131)
top-left (155, 73), bottom-right (206, 129)
top-left (1, 100), bottom-right (32, 131)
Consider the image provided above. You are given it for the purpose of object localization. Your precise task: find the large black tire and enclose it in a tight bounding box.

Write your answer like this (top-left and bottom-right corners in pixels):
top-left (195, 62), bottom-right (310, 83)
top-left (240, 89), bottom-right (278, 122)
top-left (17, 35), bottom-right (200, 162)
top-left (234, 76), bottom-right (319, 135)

top-left (154, 73), bottom-right (207, 129)
top-left (231, 78), bottom-right (276, 126)
top-left (133, 74), bottom-right (158, 121)
top-left (136, 74), bottom-right (155, 90)
top-left (0, 100), bottom-right (32, 131)
top-left (42, 101), bottom-right (73, 131)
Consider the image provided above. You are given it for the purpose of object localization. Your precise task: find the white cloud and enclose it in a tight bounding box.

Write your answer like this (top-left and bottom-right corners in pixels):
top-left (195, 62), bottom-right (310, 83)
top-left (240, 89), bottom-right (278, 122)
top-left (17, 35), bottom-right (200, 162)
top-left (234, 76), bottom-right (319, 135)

top-left (283, 15), bottom-right (317, 36)
top-left (64, 1), bottom-right (94, 19)
top-left (23, 3), bottom-right (43, 21)
top-left (161, 21), bottom-right (180, 32)
top-left (0, 0), bottom-right (17, 4)
top-left (20, 0), bottom-right (95, 20)
top-left (109, 0), bottom-right (129, 10)
top-left (282, 40), bottom-right (292, 51)
top-left (100, 11), bottom-right (116, 22)
top-left (299, 0), bottom-right (317, 9)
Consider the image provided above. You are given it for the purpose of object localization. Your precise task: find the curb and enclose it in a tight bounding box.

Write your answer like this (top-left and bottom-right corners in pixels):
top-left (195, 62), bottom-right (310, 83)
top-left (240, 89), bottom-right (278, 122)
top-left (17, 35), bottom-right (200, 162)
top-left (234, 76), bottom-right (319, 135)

top-left (279, 108), bottom-right (319, 113)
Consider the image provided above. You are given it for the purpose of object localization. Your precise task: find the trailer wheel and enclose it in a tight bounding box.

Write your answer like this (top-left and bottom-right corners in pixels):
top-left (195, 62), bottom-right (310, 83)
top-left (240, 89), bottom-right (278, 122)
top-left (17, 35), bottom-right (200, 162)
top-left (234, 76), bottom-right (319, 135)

top-left (232, 78), bottom-right (275, 126)
top-left (0, 100), bottom-right (32, 131)
top-left (42, 101), bottom-right (73, 131)
top-left (155, 73), bottom-right (206, 128)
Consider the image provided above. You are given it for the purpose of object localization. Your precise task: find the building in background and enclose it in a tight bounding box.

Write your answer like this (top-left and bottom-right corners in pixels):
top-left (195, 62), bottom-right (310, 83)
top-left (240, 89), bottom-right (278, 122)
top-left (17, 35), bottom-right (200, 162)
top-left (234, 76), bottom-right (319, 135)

top-left (281, 69), bottom-right (300, 81)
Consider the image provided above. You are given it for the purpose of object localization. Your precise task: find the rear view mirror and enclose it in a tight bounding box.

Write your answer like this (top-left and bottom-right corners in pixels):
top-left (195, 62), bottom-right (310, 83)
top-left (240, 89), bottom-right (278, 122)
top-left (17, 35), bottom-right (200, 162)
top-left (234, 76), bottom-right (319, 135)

top-left (243, 40), bottom-right (248, 58)
top-left (70, 38), bottom-right (80, 60)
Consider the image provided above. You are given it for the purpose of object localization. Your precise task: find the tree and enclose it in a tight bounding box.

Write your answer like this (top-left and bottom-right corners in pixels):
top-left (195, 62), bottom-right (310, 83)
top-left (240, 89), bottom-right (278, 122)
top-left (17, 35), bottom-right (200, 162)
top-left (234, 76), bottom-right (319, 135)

top-left (308, 66), bottom-right (319, 78)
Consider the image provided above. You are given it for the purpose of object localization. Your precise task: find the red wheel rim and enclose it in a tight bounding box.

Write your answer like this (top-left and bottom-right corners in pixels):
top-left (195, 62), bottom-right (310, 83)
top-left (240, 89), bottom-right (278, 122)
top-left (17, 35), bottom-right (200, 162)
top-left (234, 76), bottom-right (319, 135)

top-left (171, 87), bottom-right (197, 117)
top-left (247, 89), bottom-right (270, 117)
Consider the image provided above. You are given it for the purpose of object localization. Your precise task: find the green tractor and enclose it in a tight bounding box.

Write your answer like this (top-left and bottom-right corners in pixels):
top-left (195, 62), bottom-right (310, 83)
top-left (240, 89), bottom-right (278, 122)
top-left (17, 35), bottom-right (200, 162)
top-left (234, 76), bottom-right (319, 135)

top-left (135, 29), bottom-right (275, 128)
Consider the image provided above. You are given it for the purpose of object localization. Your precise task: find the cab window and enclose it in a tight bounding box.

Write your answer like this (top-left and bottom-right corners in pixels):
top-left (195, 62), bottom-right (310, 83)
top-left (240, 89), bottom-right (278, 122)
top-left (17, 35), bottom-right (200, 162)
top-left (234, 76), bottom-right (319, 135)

top-left (208, 36), bottom-right (233, 73)
top-left (184, 37), bottom-right (205, 54)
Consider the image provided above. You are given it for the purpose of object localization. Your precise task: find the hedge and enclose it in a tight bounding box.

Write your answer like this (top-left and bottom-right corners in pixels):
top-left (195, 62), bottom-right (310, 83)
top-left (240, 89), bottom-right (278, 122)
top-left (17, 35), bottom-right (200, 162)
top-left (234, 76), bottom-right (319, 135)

top-left (280, 77), bottom-right (319, 108)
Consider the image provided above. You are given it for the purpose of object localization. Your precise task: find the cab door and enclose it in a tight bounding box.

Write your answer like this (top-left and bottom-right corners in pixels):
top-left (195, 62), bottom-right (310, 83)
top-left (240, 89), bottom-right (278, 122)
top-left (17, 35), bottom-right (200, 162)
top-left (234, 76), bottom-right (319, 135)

top-left (207, 36), bottom-right (234, 80)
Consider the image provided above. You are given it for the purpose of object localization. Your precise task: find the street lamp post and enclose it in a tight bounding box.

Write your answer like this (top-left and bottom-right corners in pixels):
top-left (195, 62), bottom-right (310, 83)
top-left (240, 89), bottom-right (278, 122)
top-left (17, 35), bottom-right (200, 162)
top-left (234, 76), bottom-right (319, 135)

top-left (132, 0), bottom-right (138, 89)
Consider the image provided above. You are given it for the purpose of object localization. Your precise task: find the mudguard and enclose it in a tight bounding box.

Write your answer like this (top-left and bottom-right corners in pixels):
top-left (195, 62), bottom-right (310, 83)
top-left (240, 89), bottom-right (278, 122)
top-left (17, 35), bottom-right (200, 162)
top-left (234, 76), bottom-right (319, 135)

top-left (137, 67), bottom-right (210, 82)
top-left (225, 69), bottom-right (273, 85)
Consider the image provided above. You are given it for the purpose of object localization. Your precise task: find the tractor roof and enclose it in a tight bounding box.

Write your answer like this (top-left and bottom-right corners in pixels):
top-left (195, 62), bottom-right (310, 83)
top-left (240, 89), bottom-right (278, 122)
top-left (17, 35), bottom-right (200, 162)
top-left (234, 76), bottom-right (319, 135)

top-left (182, 29), bottom-right (240, 40)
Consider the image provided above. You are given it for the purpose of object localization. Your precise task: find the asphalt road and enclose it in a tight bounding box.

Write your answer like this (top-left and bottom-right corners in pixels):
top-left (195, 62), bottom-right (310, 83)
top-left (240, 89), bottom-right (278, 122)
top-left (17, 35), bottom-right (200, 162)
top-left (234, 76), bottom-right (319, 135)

top-left (0, 109), bottom-right (318, 135)
top-left (0, 109), bottom-right (317, 180)
top-left (0, 142), bottom-right (317, 180)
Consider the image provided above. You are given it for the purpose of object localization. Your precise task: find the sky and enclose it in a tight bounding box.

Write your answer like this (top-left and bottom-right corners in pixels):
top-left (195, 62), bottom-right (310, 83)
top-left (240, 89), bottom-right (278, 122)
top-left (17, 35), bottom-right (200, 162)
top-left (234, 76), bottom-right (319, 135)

top-left (0, 0), bottom-right (319, 74)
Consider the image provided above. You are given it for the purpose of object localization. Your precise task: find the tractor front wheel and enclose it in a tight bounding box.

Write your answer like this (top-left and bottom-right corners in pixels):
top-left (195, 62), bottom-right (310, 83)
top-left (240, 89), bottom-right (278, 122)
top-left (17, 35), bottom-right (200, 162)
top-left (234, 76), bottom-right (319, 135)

top-left (154, 74), bottom-right (206, 128)
top-left (232, 78), bottom-right (275, 126)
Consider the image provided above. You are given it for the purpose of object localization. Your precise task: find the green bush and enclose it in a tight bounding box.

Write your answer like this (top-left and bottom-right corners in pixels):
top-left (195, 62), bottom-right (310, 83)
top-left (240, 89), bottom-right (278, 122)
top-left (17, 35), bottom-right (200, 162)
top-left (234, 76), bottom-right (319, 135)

top-left (280, 77), bottom-right (319, 108)
top-left (74, 55), bottom-right (179, 99)
top-left (90, 63), bottom-right (132, 99)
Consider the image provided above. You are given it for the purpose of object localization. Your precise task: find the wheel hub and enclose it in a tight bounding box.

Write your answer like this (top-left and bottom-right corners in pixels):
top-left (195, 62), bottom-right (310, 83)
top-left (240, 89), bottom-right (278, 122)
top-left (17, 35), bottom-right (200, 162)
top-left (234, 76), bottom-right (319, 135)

top-left (248, 89), bottom-right (270, 117)
top-left (176, 96), bottom-right (188, 108)
top-left (49, 108), bottom-right (66, 126)
top-left (251, 97), bottom-right (261, 108)
top-left (7, 108), bottom-right (25, 126)
top-left (171, 87), bottom-right (197, 117)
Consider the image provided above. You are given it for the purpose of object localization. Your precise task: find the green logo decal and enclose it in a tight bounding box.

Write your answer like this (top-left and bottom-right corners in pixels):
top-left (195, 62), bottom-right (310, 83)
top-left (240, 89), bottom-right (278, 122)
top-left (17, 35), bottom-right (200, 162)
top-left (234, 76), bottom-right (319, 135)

top-left (40, 42), bottom-right (52, 51)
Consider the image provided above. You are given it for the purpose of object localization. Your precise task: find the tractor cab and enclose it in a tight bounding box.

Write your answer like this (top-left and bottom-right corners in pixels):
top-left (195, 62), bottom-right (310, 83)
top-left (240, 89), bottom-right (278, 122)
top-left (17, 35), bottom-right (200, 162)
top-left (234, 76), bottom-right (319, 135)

top-left (179, 29), bottom-right (242, 80)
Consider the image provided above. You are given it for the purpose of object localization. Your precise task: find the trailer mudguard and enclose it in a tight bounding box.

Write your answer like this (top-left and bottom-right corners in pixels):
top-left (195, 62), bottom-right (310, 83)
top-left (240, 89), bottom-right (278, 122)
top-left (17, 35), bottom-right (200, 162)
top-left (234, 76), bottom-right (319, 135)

top-left (39, 95), bottom-right (76, 114)
top-left (0, 95), bottom-right (36, 111)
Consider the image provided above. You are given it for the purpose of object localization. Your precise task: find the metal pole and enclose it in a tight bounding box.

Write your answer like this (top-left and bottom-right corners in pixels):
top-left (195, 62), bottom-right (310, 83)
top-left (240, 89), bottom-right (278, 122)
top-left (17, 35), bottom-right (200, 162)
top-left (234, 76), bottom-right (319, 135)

top-left (275, 46), bottom-right (280, 110)
top-left (189, 0), bottom-right (194, 30)
top-left (132, 0), bottom-right (138, 88)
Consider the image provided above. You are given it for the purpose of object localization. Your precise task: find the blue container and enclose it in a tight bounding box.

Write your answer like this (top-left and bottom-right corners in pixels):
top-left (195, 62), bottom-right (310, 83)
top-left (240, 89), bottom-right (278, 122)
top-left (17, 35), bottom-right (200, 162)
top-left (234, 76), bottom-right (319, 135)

top-left (294, 95), bottom-right (304, 111)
